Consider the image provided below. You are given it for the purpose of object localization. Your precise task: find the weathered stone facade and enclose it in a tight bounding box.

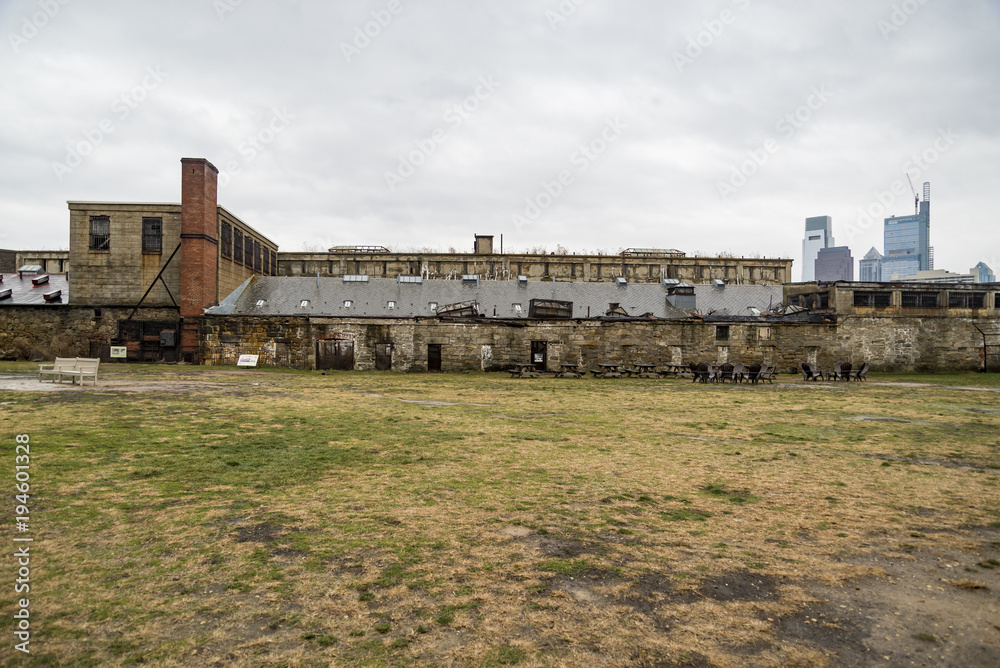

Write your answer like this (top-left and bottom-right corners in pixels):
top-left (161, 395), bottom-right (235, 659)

top-left (278, 251), bottom-right (792, 285)
top-left (0, 306), bottom-right (179, 360)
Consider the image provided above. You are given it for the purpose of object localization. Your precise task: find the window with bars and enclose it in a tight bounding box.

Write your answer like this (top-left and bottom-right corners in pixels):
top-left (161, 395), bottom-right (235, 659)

top-left (853, 291), bottom-right (892, 308)
top-left (901, 291), bottom-right (939, 308)
top-left (141, 217), bottom-right (162, 253)
top-left (253, 240), bottom-right (262, 272)
top-left (996, 293), bottom-right (1000, 309)
top-left (221, 223), bottom-right (232, 259)
top-left (947, 292), bottom-right (986, 309)
top-left (270, 251), bottom-right (277, 275)
top-left (716, 325), bottom-right (730, 341)
top-left (89, 216), bottom-right (110, 251)
top-left (233, 228), bottom-right (243, 264)
top-left (245, 236), bottom-right (254, 270)
top-left (262, 246), bottom-right (270, 274)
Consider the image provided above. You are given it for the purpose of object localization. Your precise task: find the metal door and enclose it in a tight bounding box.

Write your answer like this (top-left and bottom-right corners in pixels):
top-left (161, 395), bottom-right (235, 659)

top-left (317, 340), bottom-right (354, 370)
top-left (375, 343), bottom-right (392, 371)
top-left (428, 344), bottom-right (442, 372)
top-left (530, 340), bottom-right (547, 370)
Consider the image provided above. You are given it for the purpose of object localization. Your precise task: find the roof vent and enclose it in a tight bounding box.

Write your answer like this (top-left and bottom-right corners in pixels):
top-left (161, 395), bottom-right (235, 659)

top-left (712, 279), bottom-right (725, 288)
top-left (615, 276), bottom-right (628, 287)
top-left (461, 274), bottom-right (480, 286)
top-left (343, 274), bottom-right (369, 283)
top-left (517, 275), bottom-right (528, 286)
top-left (43, 289), bottom-right (62, 302)
top-left (17, 265), bottom-right (42, 275)
top-left (397, 275), bottom-right (422, 285)
top-left (32, 275), bottom-right (49, 286)
top-left (661, 278), bottom-right (680, 287)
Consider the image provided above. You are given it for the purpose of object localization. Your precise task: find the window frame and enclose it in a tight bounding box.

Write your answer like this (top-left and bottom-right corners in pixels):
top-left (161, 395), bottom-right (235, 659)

top-left (715, 325), bottom-right (730, 341)
top-left (221, 222), bottom-right (232, 259)
top-left (88, 216), bottom-right (111, 252)
top-left (141, 217), bottom-right (162, 253)
top-left (233, 228), bottom-right (244, 265)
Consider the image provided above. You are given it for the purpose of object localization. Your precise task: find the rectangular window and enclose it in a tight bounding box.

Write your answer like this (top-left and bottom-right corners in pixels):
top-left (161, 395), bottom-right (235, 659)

top-left (142, 217), bottom-right (162, 253)
top-left (901, 291), bottom-right (939, 308)
top-left (996, 293), bottom-right (1000, 309)
top-left (262, 246), bottom-right (270, 274)
top-left (253, 240), bottom-right (262, 272)
top-left (89, 216), bottom-right (110, 251)
top-left (245, 237), bottom-right (254, 270)
top-left (716, 325), bottom-right (730, 341)
top-left (757, 326), bottom-right (772, 341)
top-left (853, 291), bottom-right (892, 308)
top-left (233, 229), bottom-right (243, 264)
top-left (948, 292), bottom-right (986, 309)
top-left (221, 222), bottom-right (232, 259)
top-left (270, 251), bottom-right (277, 275)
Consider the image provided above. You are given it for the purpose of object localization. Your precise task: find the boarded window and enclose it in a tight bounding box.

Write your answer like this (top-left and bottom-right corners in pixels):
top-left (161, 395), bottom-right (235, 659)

top-left (901, 291), bottom-right (938, 308)
top-left (142, 217), bottom-right (162, 253)
top-left (233, 228), bottom-right (244, 264)
top-left (947, 292), bottom-right (985, 309)
top-left (89, 216), bottom-right (110, 251)
top-left (221, 222), bottom-right (232, 259)
top-left (758, 326), bottom-right (772, 341)
top-left (853, 291), bottom-right (891, 308)
top-left (716, 325), bottom-right (730, 340)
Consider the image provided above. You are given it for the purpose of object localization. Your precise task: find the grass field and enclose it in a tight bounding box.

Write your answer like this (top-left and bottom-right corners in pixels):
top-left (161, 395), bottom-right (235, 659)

top-left (1, 364), bottom-right (998, 667)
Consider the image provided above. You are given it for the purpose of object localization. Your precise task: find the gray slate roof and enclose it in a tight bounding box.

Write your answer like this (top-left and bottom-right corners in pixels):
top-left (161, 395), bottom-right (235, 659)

top-left (0, 273), bottom-right (69, 306)
top-left (209, 276), bottom-right (783, 320)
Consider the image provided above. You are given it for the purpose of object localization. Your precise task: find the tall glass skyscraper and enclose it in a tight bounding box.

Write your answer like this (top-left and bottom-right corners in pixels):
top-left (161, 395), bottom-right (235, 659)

top-left (859, 247), bottom-right (884, 282)
top-left (801, 216), bottom-right (834, 282)
top-left (882, 190), bottom-right (930, 281)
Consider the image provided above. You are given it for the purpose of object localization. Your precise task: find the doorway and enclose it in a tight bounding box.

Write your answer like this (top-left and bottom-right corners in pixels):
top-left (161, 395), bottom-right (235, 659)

top-left (428, 344), bottom-right (442, 372)
top-left (530, 340), bottom-right (547, 370)
top-left (316, 339), bottom-right (354, 370)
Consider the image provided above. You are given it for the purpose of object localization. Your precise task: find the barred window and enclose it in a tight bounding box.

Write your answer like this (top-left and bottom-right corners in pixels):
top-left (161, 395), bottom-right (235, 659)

top-left (716, 325), bottom-right (730, 340)
top-left (262, 245), bottom-right (270, 274)
top-left (245, 236), bottom-right (254, 270)
top-left (141, 217), bottom-right (162, 253)
top-left (901, 291), bottom-right (939, 308)
top-left (270, 250), bottom-right (277, 275)
top-left (996, 293), bottom-right (1000, 309)
top-left (947, 292), bottom-right (985, 309)
top-left (89, 216), bottom-right (110, 251)
top-left (253, 240), bottom-right (262, 273)
top-left (853, 291), bottom-right (892, 308)
top-left (233, 228), bottom-right (243, 264)
top-left (221, 222), bottom-right (232, 259)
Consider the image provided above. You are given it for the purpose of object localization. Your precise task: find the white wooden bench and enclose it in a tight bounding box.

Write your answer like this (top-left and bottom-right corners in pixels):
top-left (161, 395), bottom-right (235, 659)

top-left (38, 357), bottom-right (101, 385)
top-left (38, 357), bottom-right (78, 383)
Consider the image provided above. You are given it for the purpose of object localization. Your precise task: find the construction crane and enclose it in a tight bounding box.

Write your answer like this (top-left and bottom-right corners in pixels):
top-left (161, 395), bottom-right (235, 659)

top-left (906, 174), bottom-right (919, 215)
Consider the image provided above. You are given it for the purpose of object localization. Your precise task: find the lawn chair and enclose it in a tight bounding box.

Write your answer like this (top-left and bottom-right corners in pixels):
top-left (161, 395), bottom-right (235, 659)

top-left (829, 362), bottom-right (852, 381)
top-left (758, 363), bottom-right (776, 384)
top-left (745, 363), bottom-right (761, 384)
top-left (852, 362), bottom-right (870, 381)
top-left (801, 362), bottom-right (824, 381)
top-left (717, 363), bottom-right (735, 383)
top-left (732, 362), bottom-right (746, 383)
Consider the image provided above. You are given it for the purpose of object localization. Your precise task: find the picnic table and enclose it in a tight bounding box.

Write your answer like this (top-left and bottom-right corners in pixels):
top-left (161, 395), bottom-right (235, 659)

top-left (509, 363), bottom-right (540, 378)
top-left (632, 364), bottom-right (659, 379)
top-left (659, 364), bottom-right (689, 378)
top-left (594, 363), bottom-right (623, 379)
top-left (557, 363), bottom-right (582, 378)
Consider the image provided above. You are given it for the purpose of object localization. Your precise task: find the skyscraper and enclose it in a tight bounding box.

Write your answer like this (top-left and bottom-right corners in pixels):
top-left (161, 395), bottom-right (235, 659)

top-left (815, 246), bottom-right (854, 282)
top-left (972, 262), bottom-right (996, 283)
top-left (859, 247), bottom-right (883, 282)
top-left (801, 215), bottom-right (834, 282)
top-left (882, 182), bottom-right (931, 281)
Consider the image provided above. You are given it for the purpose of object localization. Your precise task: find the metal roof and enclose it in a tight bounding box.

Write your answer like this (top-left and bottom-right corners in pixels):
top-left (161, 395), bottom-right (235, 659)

top-left (0, 273), bottom-right (70, 305)
top-left (208, 277), bottom-right (783, 320)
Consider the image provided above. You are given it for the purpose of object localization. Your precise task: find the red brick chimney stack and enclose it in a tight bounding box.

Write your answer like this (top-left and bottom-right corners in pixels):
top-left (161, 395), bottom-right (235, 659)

top-left (178, 157), bottom-right (219, 363)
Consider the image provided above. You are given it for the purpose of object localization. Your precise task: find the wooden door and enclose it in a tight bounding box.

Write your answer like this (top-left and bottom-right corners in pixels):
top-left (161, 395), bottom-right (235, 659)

top-left (317, 340), bottom-right (354, 370)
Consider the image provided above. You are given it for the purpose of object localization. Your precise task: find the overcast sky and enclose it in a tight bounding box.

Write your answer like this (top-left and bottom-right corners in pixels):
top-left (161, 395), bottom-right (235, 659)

top-left (2, 0), bottom-right (998, 279)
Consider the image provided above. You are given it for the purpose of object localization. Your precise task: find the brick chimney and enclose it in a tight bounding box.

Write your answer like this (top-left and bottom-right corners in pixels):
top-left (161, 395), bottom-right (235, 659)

top-left (178, 158), bottom-right (219, 363)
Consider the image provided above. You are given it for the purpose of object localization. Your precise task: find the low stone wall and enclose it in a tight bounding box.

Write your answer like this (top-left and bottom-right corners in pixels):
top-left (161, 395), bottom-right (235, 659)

top-left (0, 306), bottom-right (180, 360)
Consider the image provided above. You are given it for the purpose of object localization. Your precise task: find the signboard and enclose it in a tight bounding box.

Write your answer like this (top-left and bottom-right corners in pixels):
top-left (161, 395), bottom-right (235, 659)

top-left (237, 354), bottom-right (259, 367)
top-left (110, 346), bottom-right (127, 359)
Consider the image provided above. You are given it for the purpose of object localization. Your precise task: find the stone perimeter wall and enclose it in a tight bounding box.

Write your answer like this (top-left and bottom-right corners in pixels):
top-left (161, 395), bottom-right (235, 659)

top-left (0, 306), bottom-right (180, 359)
top-left (200, 315), bottom-right (999, 373)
